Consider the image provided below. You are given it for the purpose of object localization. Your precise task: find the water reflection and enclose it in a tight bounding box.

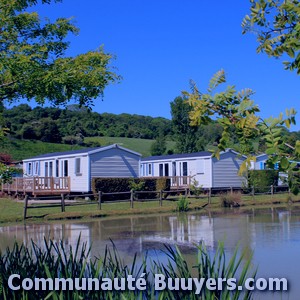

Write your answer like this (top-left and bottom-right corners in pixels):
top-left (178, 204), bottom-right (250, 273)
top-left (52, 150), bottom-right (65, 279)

top-left (0, 208), bottom-right (299, 299)
top-left (0, 209), bottom-right (297, 256)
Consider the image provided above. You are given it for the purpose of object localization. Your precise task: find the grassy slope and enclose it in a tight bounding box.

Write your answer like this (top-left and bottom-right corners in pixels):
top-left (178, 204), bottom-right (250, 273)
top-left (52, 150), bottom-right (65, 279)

top-left (0, 138), bottom-right (83, 160)
top-left (84, 136), bottom-right (175, 157)
top-left (0, 137), bottom-right (176, 160)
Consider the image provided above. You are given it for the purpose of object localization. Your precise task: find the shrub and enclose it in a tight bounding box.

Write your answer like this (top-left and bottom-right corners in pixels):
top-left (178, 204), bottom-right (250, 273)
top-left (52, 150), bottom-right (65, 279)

top-left (92, 177), bottom-right (170, 201)
top-left (248, 170), bottom-right (279, 193)
top-left (220, 192), bottom-right (242, 208)
top-left (176, 196), bottom-right (189, 212)
top-left (189, 178), bottom-right (203, 196)
top-left (128, 179), bottom-right (145, 191)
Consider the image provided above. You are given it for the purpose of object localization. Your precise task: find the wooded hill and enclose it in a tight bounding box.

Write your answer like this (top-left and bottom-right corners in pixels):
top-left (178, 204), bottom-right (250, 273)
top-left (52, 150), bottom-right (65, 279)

top-left (3, 104), bottom-right (173, 144)
top-left (2, 104), bottom-right (300, 160)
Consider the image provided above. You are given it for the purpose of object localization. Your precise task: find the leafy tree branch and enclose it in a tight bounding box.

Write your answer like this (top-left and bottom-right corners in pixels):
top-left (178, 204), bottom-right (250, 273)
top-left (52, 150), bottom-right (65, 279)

top-left (242, 0), bottom-right (300, 73)
top-left (183, 70), bottom-right (300, 192)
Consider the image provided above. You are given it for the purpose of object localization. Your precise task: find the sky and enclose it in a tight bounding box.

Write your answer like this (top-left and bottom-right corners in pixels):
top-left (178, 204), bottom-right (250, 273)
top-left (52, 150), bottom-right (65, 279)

top-left (26, 0), bottom-right (300, 130)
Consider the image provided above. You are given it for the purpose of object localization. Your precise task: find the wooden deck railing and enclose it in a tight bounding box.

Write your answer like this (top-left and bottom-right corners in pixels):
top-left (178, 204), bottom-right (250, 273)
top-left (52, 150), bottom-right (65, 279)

top-left (139, 176), bottom-right (192, 189)
top-left (2, 177), bottom-right (70, 195)
top-left (168, 176), bottom-right (192, 189)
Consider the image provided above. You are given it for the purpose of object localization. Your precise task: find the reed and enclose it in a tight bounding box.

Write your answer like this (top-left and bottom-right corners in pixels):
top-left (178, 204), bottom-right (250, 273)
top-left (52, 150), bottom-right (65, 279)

top-left (0, 237), bottom-right (256, 299)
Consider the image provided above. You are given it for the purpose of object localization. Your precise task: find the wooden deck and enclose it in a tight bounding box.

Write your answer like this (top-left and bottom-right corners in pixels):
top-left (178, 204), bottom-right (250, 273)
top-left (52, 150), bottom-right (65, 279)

top-left (2, 177), bottom-right (70, 196)
top-left (140, 176), bottom-right (192, 189)
top-left (169, 176), bottom-right (192, 189)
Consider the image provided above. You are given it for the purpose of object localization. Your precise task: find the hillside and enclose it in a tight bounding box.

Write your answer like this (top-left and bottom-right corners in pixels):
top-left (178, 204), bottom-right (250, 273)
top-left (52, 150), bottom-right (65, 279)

top-left (84, 137), bottom-right (175, 157)
top-left (3, 104), bottom-right (173, 143)
top-left (0, 137), bottom-right (176, 160)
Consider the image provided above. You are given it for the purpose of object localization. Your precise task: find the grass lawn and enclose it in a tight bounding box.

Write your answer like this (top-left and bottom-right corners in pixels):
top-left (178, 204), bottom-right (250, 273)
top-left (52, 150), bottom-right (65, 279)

top-left (0, 192), bottom-right (299, 225)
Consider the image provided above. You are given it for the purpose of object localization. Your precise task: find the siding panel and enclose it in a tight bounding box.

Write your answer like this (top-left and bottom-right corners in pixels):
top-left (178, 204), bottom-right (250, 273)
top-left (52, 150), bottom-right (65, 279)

top-left (212, 152), bottom-right (245, 188)
top-left (90, 148), bottom-right (140, 178)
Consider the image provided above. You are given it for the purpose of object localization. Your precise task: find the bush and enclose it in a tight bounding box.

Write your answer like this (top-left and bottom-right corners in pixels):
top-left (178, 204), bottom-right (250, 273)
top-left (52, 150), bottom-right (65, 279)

top-left (176, 196), bottom-right (189, 212)
top-left (189, 178), bottom-right (203, 196)
top-left (92, 177), bottom-right (170, 201)
top-left (248, 170), bottom-right (279, 193)
top-left (220, 192), bottom-right (241, 208)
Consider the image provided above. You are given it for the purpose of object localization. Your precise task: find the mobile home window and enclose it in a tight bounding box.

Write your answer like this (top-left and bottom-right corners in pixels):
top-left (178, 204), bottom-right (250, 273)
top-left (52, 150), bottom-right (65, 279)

top-left (182, 162), bottom-right (188, 185)
top-left (75, 158), bottom-right (81, 175)
top-left (45, 162), bottom-right (48, 177)
top-left (49, 162), bottom-right (53, 177)
top-left (34, 162), bottom-right (39, 175)
top-left (56, 160), bottom-right (59, 177)
top-left (159, 164), bottom-right (163, 176)
top-left (27, 162), bottom-right (32, 175)
top-left (64, 160), bottom-right (68, 177)
top-left (148, 163), bottom-right (152, 175)
top-left (182, 162), bottom-right (188, 176)
top-left (164, 163), bottom-right (169, 176)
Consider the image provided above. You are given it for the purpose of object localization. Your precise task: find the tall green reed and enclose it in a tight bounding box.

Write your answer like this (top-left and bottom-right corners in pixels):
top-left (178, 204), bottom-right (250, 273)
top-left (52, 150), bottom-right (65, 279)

top-left (0, 237), bottom-right (256, 299)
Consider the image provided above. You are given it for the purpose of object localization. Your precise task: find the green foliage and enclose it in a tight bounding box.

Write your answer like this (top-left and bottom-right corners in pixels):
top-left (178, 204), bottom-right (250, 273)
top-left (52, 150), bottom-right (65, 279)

top-left (153, 242), bottom-right (255, 300)
top-left (176, 196), bottom-right (189, 212)
top-left (248, 170), bottom-right (279, 193)
top-left (150, 133), bottom-right (167, 155)
top-left (3, 104), bottom-right (173, 142)
top-left (189, 178), bottom-right (203, 196)
top-left (0, 0), bottom-right (120, 106)
top-left (184, 70), bottom-right (299, 185)
top-left (170, 96), bottom-right (223, 153)
top-left (170, 96), bottom-right (199, 153)
top-left (242, 0), bottom-right (300, 73)
top-left (286, 168), bottom-right (300, 195)
top-left (62, 134), bottom-right (84, 146)
top-left (0, 237), bottom-right (255, 299)
top-left (184, 70), bottom-right (260, 159)
top-left (92, 177), bottom-right (171, 201)
top-left (0, 163), bottom-right (15, 184)
top-left (129, 179), bottom-right (145, 191)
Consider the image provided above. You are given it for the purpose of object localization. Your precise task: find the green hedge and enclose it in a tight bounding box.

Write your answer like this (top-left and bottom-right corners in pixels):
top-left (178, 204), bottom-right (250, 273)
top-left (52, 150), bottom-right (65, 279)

top-left (248, 170), bottom-right (279, 193)
top-left (92, 177), bottom-right (170, 201)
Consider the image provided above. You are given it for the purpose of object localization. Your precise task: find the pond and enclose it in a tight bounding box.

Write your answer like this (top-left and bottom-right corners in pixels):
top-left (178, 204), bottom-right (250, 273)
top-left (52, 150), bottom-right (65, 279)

top-left (1, 207), bottom-right (299, 299)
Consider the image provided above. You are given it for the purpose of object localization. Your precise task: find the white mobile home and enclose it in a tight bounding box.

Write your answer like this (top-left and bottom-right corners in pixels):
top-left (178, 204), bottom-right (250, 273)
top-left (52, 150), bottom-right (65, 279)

top-left (20, 144), bottom-right (141, 194)
top-left (140, 149), bottom-right (246, 189)
top-left (250, 153), bottom-right (269, 170)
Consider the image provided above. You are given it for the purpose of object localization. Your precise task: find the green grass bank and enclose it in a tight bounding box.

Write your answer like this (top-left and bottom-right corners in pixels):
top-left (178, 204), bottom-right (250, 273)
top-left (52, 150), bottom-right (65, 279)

top-left (0, 192), bottom-right (299, 225)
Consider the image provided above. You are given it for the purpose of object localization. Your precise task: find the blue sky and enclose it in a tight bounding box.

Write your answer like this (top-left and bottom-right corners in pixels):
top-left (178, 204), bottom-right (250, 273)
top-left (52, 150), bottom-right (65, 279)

top-left (31, 0), bottom-right (299, 129)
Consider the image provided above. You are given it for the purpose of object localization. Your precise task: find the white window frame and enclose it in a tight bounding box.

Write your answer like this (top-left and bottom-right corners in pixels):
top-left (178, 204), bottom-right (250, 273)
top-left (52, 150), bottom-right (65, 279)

top-left (75, 158), bottom-right (81, 175)
top-left (34, 162), bottom-right (40, 176)
top-left (27, 162), bottom-right (32, 176)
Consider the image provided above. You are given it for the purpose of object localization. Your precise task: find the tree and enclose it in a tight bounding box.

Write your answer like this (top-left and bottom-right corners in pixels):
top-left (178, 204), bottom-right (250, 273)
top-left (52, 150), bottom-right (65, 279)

top-left (183, 70), bottom-right (300, 193)
top-left (242, 0), bottom-right (300, 73)
top-left (170, 96), bottom-right (199, 153)
top-left (0, 153), bottom-right (12, 165)
top-left (0, 0), bottom-right (120, 106)
top-left (37, 118), bottom-right (62, 143)
top-left (150, 134), bottom-right (167, 156)
top-left (0, 0), bottom-right (120, 183)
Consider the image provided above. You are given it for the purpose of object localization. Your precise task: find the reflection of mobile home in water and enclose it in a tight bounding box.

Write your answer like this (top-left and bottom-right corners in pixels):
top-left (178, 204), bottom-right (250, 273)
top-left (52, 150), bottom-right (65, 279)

top-left (0, 210), bottom-right (293, 261)
top-left (0, 223), bottom-right (91, 254)
top-left (143, 215), bottom-right (215, 248)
